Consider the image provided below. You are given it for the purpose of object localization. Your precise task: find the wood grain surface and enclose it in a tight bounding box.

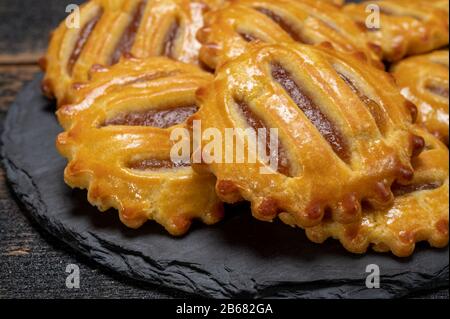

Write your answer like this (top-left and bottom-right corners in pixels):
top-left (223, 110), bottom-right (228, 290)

top-left (0, 0), bottom-right (448, 299)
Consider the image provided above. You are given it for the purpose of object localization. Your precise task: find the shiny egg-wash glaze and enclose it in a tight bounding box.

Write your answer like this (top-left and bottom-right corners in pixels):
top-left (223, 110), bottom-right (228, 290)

top-left (56, 57), bottom-right (223, 235)
top-left (391, 50), bottom-right (449, 145)
top-left (197, 0), bottom-right (383, 70)
top-left (344, 0), bottom-right (449, 62)
top-left (40, 0), bottom-right (224, 106)
top-left (192, 43), bottom-right (425, 230)
top-left (306, 127), bottom-right (449, 257)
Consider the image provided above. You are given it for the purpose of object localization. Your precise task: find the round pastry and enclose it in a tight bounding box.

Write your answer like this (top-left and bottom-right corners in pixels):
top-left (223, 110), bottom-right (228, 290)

top-left (197, 0), bottom-right (383, 70)
top-left (41, 0), bottom-right (223, 105)
top-left (305, 128), bottom-right (449, 257)
top-left (56, 57), bottom-right (223, 235)
top-left (192, 42), bottom-right (425, 229)
top-left (344, 0), bottom-right (449, 62)
top-left (391, 50), bottom-right (449, 145)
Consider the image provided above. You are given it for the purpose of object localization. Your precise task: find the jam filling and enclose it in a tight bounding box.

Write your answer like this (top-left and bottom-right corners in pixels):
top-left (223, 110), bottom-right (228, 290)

top-left (271, 63), bottom-right (351, 163)
top-left (236, 100), bottom-right (292, 176)
top-left (111, 0), bottom-right (147, 65)
top-left (129, 158), bottom-right (190, 170)
top-left (425, 83), bottom-right (449, 98)
top-left (239, 32), bottom-right (259, 43)
top-left (68, 10), bottom-right (103, 74)
top-left (104, 106), bottom-right (198, 129)
top-left (163, 20), bottom-right (180, 58)
top-left (338, 72), bottom-right (386, 132)
top-left (255, 7), bottom-right (308, 43)
top-left (392, 181), bottom-right (442, 196)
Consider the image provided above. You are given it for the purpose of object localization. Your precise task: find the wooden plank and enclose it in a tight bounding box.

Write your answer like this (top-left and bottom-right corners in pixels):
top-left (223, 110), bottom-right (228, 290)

top-left (0, 191), bottom-right (187, 298)
top-left (0, 53), bottom-right (43, 65)
top-left (0, 65), bottom-right (39, 113)
top-left (0, 0), bottom-right (84, 64)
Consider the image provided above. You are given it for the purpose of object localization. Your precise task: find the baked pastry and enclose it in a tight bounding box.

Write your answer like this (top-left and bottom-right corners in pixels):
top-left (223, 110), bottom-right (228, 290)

top-left (431, 0), bottom-right (450, 13)
top-left (313, 0), bottom-right (346, 6)
top-left (325, 0), bottom-right (344, 6)
top-left (305, 127), bottom-right (449, 257)
top-left (344, 0), bottom-right (449, 62)
top-left (391, 50), bottom-right (449, 145)
top-left (56, 57), bottom-right (223, 235)
top-left (41, 0), bottom-right (223, 105)
top-left (192, 42), bottom-right (425, 229)
top-left (197, 0), bottom-right (383, 70)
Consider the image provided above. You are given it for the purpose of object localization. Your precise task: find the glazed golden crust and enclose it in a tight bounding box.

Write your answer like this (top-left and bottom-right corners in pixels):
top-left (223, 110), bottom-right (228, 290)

top-left (344, 0), bottom-right (449, 62)
top-left (197, 0), bottom-right (382, 70)
top-left (193, 42), bottom-right (423, 229)
top-left (326, 0), bottom-right (344, 6)
top-left (431, 0), bottom-right (450, 13)
top-left (56, 57), bottom-right (223, 235)
top-left (391, 50), bottom-right (449, 145)
top-left (305, 128), bottom-right (449, 257)
top-left (41, 0), bottom-right (223, 105)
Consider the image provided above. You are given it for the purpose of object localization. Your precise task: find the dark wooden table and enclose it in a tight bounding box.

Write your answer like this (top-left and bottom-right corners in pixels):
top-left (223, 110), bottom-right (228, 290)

top-left (0, 0), bottom-right (448, 299)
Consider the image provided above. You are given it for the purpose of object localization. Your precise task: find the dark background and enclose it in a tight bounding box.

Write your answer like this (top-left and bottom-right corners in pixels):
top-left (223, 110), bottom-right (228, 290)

top-left (0, 0), bottom-right (448, 299)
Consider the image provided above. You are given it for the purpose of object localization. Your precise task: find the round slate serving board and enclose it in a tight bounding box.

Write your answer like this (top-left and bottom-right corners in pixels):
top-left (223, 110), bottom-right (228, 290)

top-left (2, 74), bottom-right (448, 298)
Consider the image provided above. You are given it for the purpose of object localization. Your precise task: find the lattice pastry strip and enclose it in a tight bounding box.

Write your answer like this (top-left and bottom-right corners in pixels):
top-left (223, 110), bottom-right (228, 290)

top-left (193, 43), bottom-right (425, 229)
top-left (391, 50), bottom-right (449, 145)
top-left (56, 57), bottom-right (223, 235)
top-left (344, 0), bottom-right (449, 62)
top-left (197, 0), bottom-right (382, 70)
top-left (305, 128), bottom-right (449, 257)
top-left (324, 0), bottom-right (344, 6)
top-left (41, 0), bottom-right (223, 105)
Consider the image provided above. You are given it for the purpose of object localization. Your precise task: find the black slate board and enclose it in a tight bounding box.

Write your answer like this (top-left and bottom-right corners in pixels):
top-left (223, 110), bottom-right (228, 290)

top-left (2, 74), bottom-right (449, 298)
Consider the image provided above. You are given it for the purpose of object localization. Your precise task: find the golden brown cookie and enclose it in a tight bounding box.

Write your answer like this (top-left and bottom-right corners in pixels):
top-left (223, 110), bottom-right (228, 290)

top-left (41, 0), bottom-right (223, 105)
top-left (197, 0), bottom-right (383, 70)
top-left (391, 50), bottom-right (449, 145)
top-left (305, 128), bottom-right (449, 257)
top-left (56, 57), bottom-right (223, 235)
top-left (344, 0), bottom-right (449, 62)
top-left (192, 42), bottom-right (424, 229)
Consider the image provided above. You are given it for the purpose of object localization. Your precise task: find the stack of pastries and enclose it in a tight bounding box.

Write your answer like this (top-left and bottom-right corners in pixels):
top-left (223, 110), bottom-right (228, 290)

top-left (40, 0), bottom-right (449, 257)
